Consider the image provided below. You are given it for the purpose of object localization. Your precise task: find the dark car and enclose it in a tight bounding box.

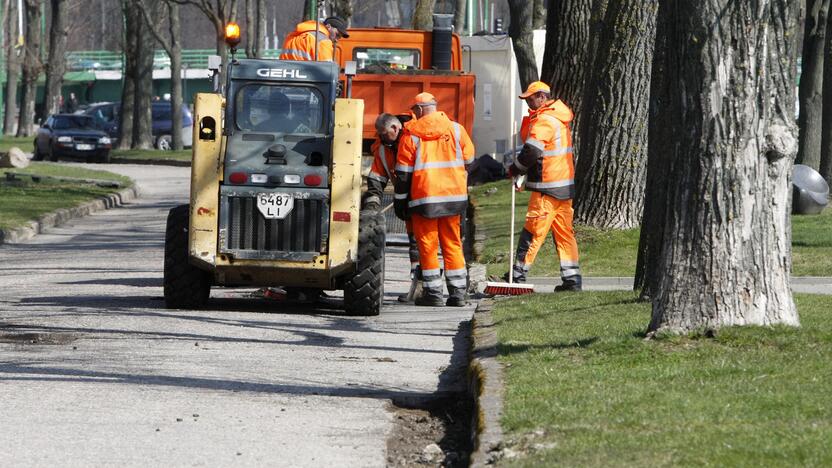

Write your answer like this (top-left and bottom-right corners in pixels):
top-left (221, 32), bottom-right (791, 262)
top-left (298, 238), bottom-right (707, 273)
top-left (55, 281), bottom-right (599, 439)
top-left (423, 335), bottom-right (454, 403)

top-left (83, 101), bottom-right (194, 150)
top-left (33, 114), bottom-right (113, 163)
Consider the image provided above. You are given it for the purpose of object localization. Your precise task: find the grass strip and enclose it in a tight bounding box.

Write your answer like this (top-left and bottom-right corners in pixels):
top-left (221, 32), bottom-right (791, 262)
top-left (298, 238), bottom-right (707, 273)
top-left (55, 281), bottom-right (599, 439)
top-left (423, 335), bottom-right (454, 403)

top-left (493, 292), bottom-right (832, 467)
top-left (0, 162), bottom-right (132, 230)
top-left (112, 148), bottom-right (191, 162)
top-left (470, 181), bottom-right (831, 277)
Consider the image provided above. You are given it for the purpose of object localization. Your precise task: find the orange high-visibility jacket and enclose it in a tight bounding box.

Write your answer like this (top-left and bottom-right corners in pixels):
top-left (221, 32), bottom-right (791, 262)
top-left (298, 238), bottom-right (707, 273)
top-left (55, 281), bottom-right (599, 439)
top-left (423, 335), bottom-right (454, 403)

top-left (369, 138), bottom-right (396, 185)
top-left (515, 99), bottom-right (575, 200)
top-left (394, 111), bottom-right (475, 218)
top-left (279, 21), bottom-right (333, 61)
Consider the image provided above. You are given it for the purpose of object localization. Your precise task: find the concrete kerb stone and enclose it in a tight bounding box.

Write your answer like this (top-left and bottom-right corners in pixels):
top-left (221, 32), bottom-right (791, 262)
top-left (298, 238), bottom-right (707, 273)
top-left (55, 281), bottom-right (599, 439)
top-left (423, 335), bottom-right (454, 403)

top-left (468, 298), bottom-right (505, 467)
top-left (110, 157), bottom-right (190, 167)
top-left (0, 186), bottom-right (140, 245)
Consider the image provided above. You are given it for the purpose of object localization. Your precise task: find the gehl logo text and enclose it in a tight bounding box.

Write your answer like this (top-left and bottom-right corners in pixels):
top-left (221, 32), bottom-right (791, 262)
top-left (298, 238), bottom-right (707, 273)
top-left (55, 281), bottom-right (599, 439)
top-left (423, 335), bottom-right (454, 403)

top-left (257, 68), bottom-right (309, 79)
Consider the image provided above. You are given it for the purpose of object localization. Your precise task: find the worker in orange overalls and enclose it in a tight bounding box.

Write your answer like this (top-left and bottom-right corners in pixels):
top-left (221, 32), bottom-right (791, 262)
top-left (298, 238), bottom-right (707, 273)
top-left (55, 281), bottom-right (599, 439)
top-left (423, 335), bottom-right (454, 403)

top-left (363, 112), bottom-right (421, 303)
top-left (394, 92), bottom-right (475, 307)
top-left (505, 81), bottom-right (581, 291)
top-left (279, 16), bottom-right (349, 62)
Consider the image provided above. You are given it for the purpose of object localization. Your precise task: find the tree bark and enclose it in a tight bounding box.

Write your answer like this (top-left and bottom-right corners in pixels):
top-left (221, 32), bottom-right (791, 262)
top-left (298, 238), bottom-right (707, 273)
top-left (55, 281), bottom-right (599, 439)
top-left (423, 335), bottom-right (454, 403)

top-left (507, 0), bottom-right (537, 89)
top-left (796, 0), bottom-right (830, 169)
top-left (3, 0), bottom-right (20, 135)
top-left (634, 0), bottom-right (672, 298)
top-left (820, 7), bottom-right (832, 185)
top-left (43, 0), bottom-right (69, 117)
top-left (331, 0), bottom-right (353, 24)
top-left (573, 0), bottom-right (657, 229)
top-left (532, 0), bottom-right (546, 29)
top-left (16, 0), bottom-right (43, 138)
top-left (453, 0), bottom-right (465, 33)
top-left (132, 0), bottom-right (156, 150)
top-left (138, 0), bottom-right (183, 150)
top-left (412, 0), bottom-right (436, 30)
top-left (648, 0), bottom-right (801, 334)
top-left (540, 0), bottom-right (604, 157)
top-left (255, 0), bottom-right (265, 57)
top-left (118, 0), bottom-right (139, 149)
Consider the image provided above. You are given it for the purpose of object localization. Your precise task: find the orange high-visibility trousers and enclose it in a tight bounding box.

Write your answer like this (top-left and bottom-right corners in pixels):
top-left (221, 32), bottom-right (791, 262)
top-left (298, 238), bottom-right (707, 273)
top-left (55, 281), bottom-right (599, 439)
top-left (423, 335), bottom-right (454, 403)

top-left (515, 191), bottom-right (580, 280)
top-left (411, 213), bottom-right (467, 292)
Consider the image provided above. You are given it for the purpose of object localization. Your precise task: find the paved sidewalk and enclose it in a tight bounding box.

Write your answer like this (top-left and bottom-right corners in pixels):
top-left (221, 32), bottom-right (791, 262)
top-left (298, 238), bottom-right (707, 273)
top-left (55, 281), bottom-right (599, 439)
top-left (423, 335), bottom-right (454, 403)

top-left (527, 276), bottom-right (832, 295)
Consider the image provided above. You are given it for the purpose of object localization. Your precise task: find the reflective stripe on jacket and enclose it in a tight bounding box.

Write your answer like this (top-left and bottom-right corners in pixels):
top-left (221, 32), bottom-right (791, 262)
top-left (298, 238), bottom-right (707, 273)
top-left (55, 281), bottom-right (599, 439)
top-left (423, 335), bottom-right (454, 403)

top-left (394, 111), bottom-right (475, 218)
top-left (279, 21), bottom-right (333, 61)
top-left (517, 99), bottom-right (575, 200)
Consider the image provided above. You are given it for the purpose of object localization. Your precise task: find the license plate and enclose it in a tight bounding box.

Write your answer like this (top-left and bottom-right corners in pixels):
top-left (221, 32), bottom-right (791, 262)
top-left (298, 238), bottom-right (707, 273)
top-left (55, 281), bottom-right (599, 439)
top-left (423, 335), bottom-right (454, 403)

top-left (256, 192), bottom-right (294, 219)
top-left (76, 144), bottom-right (94, 151)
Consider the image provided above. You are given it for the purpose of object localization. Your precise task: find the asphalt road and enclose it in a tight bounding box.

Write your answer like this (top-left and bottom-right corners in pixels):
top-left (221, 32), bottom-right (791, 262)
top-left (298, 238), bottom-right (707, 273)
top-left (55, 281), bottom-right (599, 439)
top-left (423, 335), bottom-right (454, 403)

top-left (0, 164), bottom-right (476, 467)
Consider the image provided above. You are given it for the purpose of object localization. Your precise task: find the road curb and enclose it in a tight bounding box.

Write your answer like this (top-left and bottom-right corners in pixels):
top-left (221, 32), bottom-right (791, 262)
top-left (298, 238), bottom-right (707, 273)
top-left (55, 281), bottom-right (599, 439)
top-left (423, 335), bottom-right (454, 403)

top-left (110, 157), bottom-right (190, 167)
top-left (468, 298), bottom-right (505, 467)
top-left (0, 186), bottom-right (140, 245)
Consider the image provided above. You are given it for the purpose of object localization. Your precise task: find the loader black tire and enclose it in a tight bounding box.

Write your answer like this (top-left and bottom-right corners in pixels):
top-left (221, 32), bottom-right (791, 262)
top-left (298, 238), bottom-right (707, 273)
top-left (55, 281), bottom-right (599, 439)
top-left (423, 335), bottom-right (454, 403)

top-left (164, 204), bottom-right (211, 309)
top-left (343, 211), bottom-right (385, 316)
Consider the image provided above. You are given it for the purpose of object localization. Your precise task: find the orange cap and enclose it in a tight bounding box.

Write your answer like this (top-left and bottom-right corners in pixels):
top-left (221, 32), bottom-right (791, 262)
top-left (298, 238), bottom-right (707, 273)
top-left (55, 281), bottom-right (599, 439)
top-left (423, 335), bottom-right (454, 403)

top-left (518, 81), bottom-right (550, 99)
top-left (412, 92), bottom-right (437, 107)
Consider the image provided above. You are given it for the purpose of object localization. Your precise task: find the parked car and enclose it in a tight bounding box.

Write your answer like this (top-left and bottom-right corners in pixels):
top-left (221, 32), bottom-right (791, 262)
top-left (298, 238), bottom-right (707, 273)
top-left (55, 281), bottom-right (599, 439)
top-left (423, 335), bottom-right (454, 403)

top-left (33, 114), bottom-right (112, 163)
top-left (83, 101), bottom-right (194, 150)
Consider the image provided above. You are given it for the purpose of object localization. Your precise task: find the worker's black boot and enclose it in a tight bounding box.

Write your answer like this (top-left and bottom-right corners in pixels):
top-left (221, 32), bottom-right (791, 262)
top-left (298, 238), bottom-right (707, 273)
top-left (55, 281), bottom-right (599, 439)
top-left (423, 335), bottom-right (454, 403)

top-left (446, 288), bottom-right (467, 307)
top-left (554, 275), bottom-right (582, 292)
top-left (415, 288), bottom-right (445, 307)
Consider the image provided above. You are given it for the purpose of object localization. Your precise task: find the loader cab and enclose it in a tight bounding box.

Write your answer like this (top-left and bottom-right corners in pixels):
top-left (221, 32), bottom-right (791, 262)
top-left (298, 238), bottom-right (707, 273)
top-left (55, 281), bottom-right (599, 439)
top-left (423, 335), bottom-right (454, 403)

top-left (222, 59), bottom-right (339, 189)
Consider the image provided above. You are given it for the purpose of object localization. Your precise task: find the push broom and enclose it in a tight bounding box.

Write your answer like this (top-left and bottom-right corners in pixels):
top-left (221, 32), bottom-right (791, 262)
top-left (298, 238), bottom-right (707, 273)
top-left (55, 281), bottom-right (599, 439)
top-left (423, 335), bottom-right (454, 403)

top-left (484, 123), bottom-right (534, 296)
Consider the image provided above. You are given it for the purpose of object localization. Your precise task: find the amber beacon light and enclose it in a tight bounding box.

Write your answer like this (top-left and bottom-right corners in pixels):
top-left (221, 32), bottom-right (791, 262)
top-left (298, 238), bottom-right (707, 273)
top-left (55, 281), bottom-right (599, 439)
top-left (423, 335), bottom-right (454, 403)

top-left (225, 22), bottom-right (241, 48)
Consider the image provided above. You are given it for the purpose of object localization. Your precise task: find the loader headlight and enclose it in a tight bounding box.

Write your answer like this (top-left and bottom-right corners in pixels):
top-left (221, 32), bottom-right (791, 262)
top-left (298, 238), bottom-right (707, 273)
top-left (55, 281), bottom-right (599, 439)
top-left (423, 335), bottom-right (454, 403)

top-left (283, 174), bottom-right (301, 184)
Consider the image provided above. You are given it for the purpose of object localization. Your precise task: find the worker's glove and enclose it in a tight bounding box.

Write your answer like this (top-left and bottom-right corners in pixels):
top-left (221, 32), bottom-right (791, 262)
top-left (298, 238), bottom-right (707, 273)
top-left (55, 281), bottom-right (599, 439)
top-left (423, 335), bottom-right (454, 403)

top-left (507, 164), bottom-right (519, 179)
top-left (394, 197), bottom-right (409, 220)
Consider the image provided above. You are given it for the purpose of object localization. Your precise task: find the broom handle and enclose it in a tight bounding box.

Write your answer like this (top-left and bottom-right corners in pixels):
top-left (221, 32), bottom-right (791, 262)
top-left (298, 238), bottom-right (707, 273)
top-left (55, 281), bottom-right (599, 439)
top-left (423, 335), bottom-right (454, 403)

top-left (508, 120), bottom-right (518, 285)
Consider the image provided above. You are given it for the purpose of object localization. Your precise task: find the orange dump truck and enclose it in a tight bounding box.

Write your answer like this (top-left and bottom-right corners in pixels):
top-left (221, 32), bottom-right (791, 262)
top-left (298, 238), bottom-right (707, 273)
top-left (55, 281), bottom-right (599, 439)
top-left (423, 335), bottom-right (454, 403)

top-left (333, 24), bottom-right (476, 148)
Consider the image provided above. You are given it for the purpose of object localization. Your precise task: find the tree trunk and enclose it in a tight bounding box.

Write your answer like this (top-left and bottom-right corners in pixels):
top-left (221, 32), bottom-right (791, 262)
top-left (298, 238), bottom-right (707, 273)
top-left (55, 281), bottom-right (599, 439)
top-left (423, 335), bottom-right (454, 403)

top-left (43, 0), bottom-right (69, 117)
top-left (796, 0), bottom-right (830, 169)
top-left (453, 0), bottom-right (465, 33)
top-left (648, 0), bottom-right (801, 334)
top-left (573, 0), bottom-right (657, 229)
top-left (16, 0), bottom-right (43, 138)
top-left (255, 0), bottom-right (265, 58)
top-left (331, 0), bottom-right (352, 24)
top-left (540, 0), bottom-right (602, 157)
top-left (820, 7), bottom-right (832, 186)
top-left (3, 0), bottom-right (20, 135)
top-left (118, 0), bottom-right (139, 149)
top-left (245, 0), bottom-right (254, 57)
top-left (132, 2), bottom-right (155, 150)
top-left (412, 0), bottom-right (436, 30)
top-left (168, 2), bottom-right (183, 150)
top-left (634, 0), bottom-right (672, 298)
top-left (507, 0), bottom-right (537, 89)
top-left (532, 0), bottom-right (546, 29)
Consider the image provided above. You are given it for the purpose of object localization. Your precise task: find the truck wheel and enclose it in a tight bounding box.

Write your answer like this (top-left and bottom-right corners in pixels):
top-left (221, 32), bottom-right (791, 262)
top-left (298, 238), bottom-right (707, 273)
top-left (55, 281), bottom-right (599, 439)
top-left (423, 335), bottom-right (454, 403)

top-left (343, 211), bottom-right (385, 316)
top-left (164, 204), bottom-right (211, 309)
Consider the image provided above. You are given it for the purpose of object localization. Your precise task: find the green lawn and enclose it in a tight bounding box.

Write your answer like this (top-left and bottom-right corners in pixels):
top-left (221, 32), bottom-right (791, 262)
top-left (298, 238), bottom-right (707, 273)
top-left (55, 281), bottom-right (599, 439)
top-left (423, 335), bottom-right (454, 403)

top-left (0, 162), bottom-right (132, 230)
top-left (470, 181), bottom-right (831, 277)
top-left (0, 136), bottom-right (34, 154)
top-left (493, 292), bottom-right (832, 467)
